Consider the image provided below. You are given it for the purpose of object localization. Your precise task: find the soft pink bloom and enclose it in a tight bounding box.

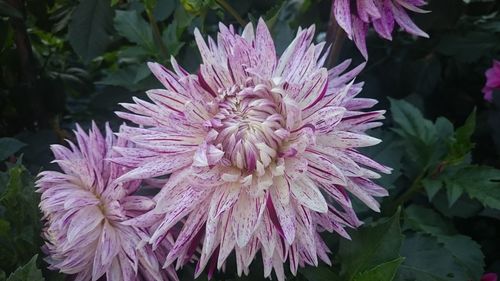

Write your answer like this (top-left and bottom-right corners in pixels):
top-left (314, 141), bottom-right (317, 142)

top-left (115, 19), bottom-right (390, 280)
top-left (36, 123), bottom-right (178, 281)
top-left (482, 60), bottom-right (500, 102)
top-left (333, 0), bottom-right (429, 58)
top-left (481, 273), bottom-right (498, 281)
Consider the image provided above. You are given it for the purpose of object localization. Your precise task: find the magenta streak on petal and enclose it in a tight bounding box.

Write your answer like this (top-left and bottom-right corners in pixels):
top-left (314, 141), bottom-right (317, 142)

top-left (303, 80), bottom-right (328, 110)
top-left (278, 234), bottom-right (287, 258)
top-left (152, 95), bottom-right (184, 114)
top-left (185, 226), bottom-right (206, 264)
top-left (246, 149), bottom-right (257, 171)
top-left (341, 111), bottom-right (381, 123)
top-left (207, 246), bottom-right (220, 280)
top-left (227, 58), bottom-right (236, 83)
top-left (211, 65), bottom-right (224, 88)
top-left (161, 72), bottom-right (180, 93)
top-left (198, 72), bottom-right (217, 97)
top-left (266, 195), bottom-right (285, 239)
top-left (328, 206), bottom-right (352, 226)
top-left (290, 123), bottom-right (316, 133)
top-left (308, 165), bottom-right (333, 178)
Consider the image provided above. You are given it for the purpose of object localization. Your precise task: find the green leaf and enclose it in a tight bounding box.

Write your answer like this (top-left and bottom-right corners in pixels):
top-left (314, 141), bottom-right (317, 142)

top-left (434, 117), bottom-right (454, 142)
top-left (172, 4), bottom-right (196, 32)
top-left (404, 206), bottom-right (483, 279)
top-left (396, 233), bottom-right (483, 281)
top-left (354, 257), bottom-right (405, 281)
top-left (389, 98), bottom-right (436, 144)
top-left (162, 22), bottom-right (185, 56)
top-left (431, 191), bottom-right (483, 219)
top-left (153, 0), bottom-right (176, 21)
top-left (452, 166), bottom-right (500, 209)
top-left (68, 0), bottom-right (114, 63)
top-left (133, 63), bottom-right (152, 83)
top-left (98, 63), bottom-right (159, 91)
top-left (114, 10), bottom-right (154, 51)
top-left (404, 205), bottom-right (456, 236)
top-left (264, 0), bottom-right (285, 30)
top-left (445, 109), bottom-right (476, 165)
top-left (0, 163), bottom-right (40, 272)
top-left (389, 99), bottom-right (448, 169)
top-left (0, 138), bottom-right (26, 162)
top-left (119, 46), bottom-right (152, 58)
top-left (428, 165), bottom-right (500, 210)
top-left (339, 211), bottom-right (403, 280)
top-left (437, 235), bottom-right (484, 279)
top-left (6, 255), bottom-right (43, 281)
top-left (445, 180), bottom-right (462, 207)
top-left (422, 178), bottom-right (442, 201)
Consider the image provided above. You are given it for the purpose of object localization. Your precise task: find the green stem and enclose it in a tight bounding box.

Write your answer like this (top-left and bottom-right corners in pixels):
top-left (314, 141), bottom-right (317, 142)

top-left (146, 9), bottom-right (169, 61)
top-left (390, 161), bottom-right (448, 210)
top-left (382, 171), bottom-right (426, 216)
top-left (216, 0), bottom-right (247, 27)
top-left (393, 172), bottom-right (425, 208)
top-left (325, 2), bottom-right (346, 67)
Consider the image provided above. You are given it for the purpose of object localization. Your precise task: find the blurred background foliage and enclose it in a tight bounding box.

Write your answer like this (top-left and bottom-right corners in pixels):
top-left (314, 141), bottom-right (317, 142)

top-left (1, 0), bottom-right (500, 280)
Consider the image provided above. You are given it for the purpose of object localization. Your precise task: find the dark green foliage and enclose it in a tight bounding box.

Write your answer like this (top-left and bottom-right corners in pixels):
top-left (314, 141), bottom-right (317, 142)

top-left (397, 233), bottom-right (483, 281)
top-left (402, 206), bottom-right (484, 280)
top-left (0, 0), bottom-right (499, 279)
top-left (0, 138), bottom-right (25, 162)
top-left (68, 0), bottom-right (114, 63)
top-left (0, 162), bottom-right (41, 275)
top-left (339, 212), bottom-right (404, 281)
top-left (5, 255), bottom-right (44, 281)
top-left (424, 165), bottom-right (500, 209)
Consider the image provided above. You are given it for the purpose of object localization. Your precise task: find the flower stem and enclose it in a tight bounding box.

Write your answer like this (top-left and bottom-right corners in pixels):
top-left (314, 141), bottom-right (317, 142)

top-left (146, 9), bottom-right (169, 61)
top-left (325, 3), bottom-right (346, 67)
top-left (387, 161), bottom-right (448, 213)
top-left (392, 172), bottom-right (425, 208)
top-left (216, 0), bottom-right (247, 27)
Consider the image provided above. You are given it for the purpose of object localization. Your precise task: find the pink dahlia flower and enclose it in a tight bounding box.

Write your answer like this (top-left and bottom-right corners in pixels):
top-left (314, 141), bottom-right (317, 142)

top-left (115, 19), bottom-right (390, 280)
top-left (481, 273), bottom-right (498, 281)
top-left (36, 123), bottom-right (178, 281)
top-left (333, 0), bottom-right (429, 58)
top-left (482, 60), bottom-right (500, 102)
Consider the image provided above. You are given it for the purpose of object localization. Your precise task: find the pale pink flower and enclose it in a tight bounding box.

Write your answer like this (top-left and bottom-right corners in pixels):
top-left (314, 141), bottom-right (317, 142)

top-left (333, 0), bottom-right (429, 58)
top-left (36, 123), bottom-right (178, 281)
top-left (482, 60), bottom-right (500, 102)
top-left (115, 19), bottom-right (390, 280)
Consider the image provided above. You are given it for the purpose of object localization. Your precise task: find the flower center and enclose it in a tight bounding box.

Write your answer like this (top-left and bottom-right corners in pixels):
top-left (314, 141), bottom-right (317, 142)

top-left (210, 85), bottom-right (288, 172)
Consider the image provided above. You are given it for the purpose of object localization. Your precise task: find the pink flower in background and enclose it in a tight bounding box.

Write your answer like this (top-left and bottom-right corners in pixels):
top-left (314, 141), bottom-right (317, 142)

top-left (333, 0), bottom-right (429, 58)
top-left (482, 60), bottom-right (500, 102)
top-left (36, 123), bottom-right (178, 281)
top-left (115, 19), bottom-right (389, 280)
top-left (481, 273), bottom-right (498, 281)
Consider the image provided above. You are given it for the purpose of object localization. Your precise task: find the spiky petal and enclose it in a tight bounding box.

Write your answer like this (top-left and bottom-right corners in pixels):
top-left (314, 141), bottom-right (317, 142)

top-left (37, 123), bottom-right (178, 281)
top-left (333, 0), bottom-right (429, 58)
top-left (116, 19), bottom-right (390, 280)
